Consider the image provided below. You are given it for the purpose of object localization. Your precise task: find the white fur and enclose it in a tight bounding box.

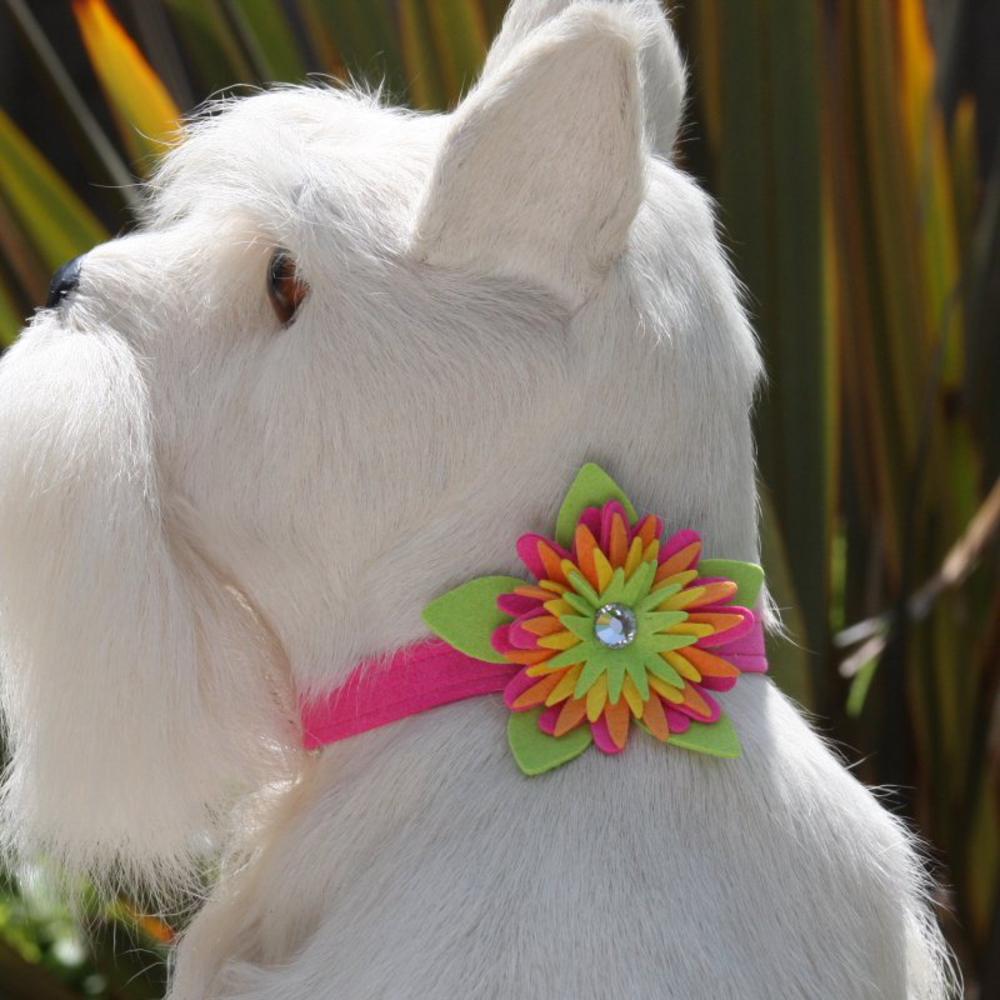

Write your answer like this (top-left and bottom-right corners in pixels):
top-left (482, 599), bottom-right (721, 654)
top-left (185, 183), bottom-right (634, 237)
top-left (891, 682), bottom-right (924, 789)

top-left (0, 1), bottom-right (954, 997)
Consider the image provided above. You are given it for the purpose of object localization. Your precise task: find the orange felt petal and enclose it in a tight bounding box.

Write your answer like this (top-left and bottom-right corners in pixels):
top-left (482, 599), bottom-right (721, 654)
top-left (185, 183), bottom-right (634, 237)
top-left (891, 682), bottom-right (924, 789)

top-left (554, 697), bottom-right (589, 737)
top-left (653, 567), bottom-right (699, 590)
top-left (687, 580), bottom-right (738, 608)
top-left (608, 513), bottom-right (629, 568)
top-left (605, 698), bottom-right (631, 749)
top-left (642, 694), bottom-right (671, 742)
top-left (512, 672), bottom-right (564, 710)
top-left (538, 541), bottom-right (569, 586)
top-left (637, 516), bottom-right (659, 547)
top-left (657, 542), bottom-right (703, 580)
top-left (682, 647), bottom-right (741, 679)
top-left (522, 615), bottom-right (565, 636)
top-left (574, 524), bottom-right (601, 592)
top-left (681, 683), bottom-right (713, 719)
top-left (508, 649), bottom-right (556, 667)
top-left (686, 612), bottom-right (745, 635)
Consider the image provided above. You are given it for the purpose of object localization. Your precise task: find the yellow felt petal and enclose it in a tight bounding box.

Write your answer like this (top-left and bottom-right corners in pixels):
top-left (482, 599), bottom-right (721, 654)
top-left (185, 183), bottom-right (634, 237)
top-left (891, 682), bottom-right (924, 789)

top-left (624, 537), bottom-right (645, 578)
top-left (648, 674), bottom-right (684, 703)
top-left (545, 664), bottom-right (584, 706)
top-left (687, 612), bottom-right (746, 634)
top-left (514, 585), bottom-right (556, 601)
top-left (539, 579), bottom-right (567, 594)
top-left (642, 693), bottom-right (671, 741)
top-left (664, 650), bottom-right (702, 683)
top-left (642, 539), bottom-right (660, 564)
top-left (543, 598), bottom-right (574, 617)
top-left (669, 622), bottom-right (715, 637)
top-left (687, 580), bottom-right (738, 608)
top-left (593, 547), bottom-right (614, 592)
top-left (622, 675), bottom-right (644, 718)
top-left (654, 568), bottom-right (699, 590)
top-left (586, 674), bottom-right (608, 722)
top-left (537, 630), bottom-right (581, 650)
top-left (660, 586), bottom-right (707, 611)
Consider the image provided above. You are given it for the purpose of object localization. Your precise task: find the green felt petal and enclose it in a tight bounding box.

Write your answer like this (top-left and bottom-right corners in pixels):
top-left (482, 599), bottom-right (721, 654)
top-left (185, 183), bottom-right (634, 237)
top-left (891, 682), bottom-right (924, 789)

top-left (697, 559), bottom-right (765, 608)
top-left (541, 644), bottom-right (591, 671)
top-left (644, 654), bottom-right (684, 689)
top-left (642, 611), bottom-right (688, 633)
top-left (606, 660), bottom-right (627, 703)
top-left (625, 658), bottom-right (650, 699)
top-left (573, 655), bottom-right (608, 699)
top-left (622, 560), bottom-right (657, 605)
top-left (555, 463), bottom-right (638, 549)
top-left (562, 591), bottom-right (594, 616)
top-left (600, 567), bottom-right (627, 603)
top-left (645, 632), bottom-right (698, 653)
top-left (566, 569), bottom-right (601, 608)
top-left (636, 581), bottom-right (685, 612)
top-left (508, 709), bottom-right (593, 775)
top-left (668, 713), bottom-right (743, 758)
top-left (421, 575), bottom-right (523, 663)
top-left (560, 614), bottom-right (595, 640)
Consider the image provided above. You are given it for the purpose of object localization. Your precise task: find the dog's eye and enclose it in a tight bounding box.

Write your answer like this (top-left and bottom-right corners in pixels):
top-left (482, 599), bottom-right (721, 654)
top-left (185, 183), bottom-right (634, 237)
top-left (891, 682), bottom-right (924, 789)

top-left (267, 249), bottom-right (308, 327)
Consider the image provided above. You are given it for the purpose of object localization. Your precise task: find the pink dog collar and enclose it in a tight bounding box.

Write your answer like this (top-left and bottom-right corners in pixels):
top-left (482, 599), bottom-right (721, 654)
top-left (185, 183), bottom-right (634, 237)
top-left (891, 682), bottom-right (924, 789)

top-left (300, 639), bottom-right (518, 750)
top-left (300, 463), bottom-right (769, 775)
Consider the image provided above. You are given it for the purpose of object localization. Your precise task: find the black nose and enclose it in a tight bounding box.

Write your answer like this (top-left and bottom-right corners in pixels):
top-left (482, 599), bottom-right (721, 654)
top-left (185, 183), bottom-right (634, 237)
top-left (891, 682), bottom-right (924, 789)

top-left (46, 255), bottom-right (83, 309)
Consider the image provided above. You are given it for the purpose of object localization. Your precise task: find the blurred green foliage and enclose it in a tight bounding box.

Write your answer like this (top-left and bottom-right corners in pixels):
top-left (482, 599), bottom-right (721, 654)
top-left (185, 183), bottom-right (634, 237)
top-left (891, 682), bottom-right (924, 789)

top-left (0, 0), bottom-right (996, 996)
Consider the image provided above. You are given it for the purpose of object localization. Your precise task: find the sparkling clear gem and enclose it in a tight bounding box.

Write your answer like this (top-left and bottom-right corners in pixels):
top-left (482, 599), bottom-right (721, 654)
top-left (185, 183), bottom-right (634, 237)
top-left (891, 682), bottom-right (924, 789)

top-left (594, 603), bottom-right (638, 649)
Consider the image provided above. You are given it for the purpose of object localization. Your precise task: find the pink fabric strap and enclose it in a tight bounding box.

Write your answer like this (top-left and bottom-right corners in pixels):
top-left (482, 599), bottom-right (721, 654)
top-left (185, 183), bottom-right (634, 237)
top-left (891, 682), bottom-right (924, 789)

top-left (300, 616), bottom-right (767, 751)
top-left (300, 638), bottom-right (519, 750)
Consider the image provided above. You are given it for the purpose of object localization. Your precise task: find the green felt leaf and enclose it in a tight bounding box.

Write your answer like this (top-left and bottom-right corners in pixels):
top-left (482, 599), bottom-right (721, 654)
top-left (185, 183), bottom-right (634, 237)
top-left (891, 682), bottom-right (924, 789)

top-left (508, 708), bottom-right (592, 775)
top-left (421, 575), bottom-right (523, 663)
top-left (555, 463), bottom-right (638, 548)
top-left (668, 714), bottom-right (743, 759)
top-left (698, 559), bottom-right (765, 608)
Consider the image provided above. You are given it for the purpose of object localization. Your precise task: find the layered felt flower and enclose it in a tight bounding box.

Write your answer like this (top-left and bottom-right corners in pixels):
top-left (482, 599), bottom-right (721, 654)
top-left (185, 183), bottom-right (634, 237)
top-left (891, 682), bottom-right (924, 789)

top-left (423, 464), bottom-right (767, 775)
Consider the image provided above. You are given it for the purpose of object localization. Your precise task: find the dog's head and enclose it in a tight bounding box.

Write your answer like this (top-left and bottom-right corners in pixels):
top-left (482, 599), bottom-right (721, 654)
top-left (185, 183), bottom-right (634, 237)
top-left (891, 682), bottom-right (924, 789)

top-left (0, 0), bottom-right (760, 889)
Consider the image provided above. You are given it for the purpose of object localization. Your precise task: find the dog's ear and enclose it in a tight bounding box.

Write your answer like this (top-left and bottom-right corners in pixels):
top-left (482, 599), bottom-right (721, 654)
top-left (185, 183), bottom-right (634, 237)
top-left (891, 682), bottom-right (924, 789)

top-left (0, 331), bottom-right (297, 894)
top-left (481, 1), bottom-right (686, 159)
top-left (411, 4), bottom-right (646, 309)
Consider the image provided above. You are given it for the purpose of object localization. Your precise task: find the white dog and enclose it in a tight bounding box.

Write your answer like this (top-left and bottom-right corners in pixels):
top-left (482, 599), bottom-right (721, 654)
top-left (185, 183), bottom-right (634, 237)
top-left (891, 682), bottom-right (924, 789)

top-left (0, 2), bottom-right (955, 997)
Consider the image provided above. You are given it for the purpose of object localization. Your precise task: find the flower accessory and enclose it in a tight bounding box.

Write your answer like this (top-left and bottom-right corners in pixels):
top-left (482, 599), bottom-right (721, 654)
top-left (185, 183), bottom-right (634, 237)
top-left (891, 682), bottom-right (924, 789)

top-left (422, 464), bottom-right (767, 775)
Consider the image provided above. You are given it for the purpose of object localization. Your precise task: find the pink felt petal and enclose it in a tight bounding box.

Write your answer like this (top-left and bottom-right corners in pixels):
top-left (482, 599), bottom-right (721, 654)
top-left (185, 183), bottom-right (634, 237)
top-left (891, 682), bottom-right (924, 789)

top-left (497, 592), bottom-right (544, 616)
top-left (504, 669), bottom-right (540, 711)
top-left (727, 654), bottom-right (768, 674)
top-left (578, 505), bottom-right (602, 539)
top-left (698, 673), bottom-right (740, 693)
top-left (516, 533), bottom-right (571, 581)
top-left (599, 500), bottom-right (629, 551)
top-left (591, 716), bottom-right (624, 755)
top-left (664, 707), bottom-right (691, 733)
top-left (659, 528), bottom-right (702, 565)
top-left (538, 705), bottom-right (560, 735)
top-left (714, 616), bottom-right (766, 657)
top-left (492, 624), bottom-right (516, 656)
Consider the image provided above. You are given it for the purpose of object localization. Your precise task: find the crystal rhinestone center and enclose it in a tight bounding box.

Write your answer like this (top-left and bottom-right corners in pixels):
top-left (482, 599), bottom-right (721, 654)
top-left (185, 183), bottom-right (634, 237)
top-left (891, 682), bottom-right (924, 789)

top-left (594, 603), bottom-right (638, 649)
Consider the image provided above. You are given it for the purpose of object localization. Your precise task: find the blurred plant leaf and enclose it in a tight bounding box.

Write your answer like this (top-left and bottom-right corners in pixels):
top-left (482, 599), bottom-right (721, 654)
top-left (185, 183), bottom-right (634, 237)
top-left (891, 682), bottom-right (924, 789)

top-left (72, 0), bottom-right (182, 172)
top-left (222, 0), bottom-right (308, 83)
top-left (0, 107), bottom-right (107, 273)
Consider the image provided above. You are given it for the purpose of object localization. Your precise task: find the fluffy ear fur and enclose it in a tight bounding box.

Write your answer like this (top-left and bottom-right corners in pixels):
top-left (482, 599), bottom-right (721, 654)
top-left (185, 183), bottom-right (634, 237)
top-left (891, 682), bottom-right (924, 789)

top-left (411, 3), bottom-right (645, 308)
top-left (481, 0), bottom-right (687, 158)
top-left (0, 327), bottom-right (298, 893)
